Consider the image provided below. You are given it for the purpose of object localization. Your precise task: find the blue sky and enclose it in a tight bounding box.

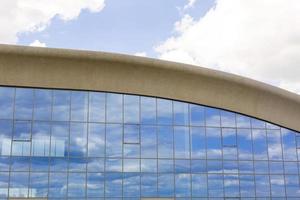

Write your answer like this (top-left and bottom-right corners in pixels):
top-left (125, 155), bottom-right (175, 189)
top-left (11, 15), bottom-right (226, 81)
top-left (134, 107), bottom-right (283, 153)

top-left (1, 0), bottom-right (299, 94)
top-left (17, 0), bottom-right (215, 57)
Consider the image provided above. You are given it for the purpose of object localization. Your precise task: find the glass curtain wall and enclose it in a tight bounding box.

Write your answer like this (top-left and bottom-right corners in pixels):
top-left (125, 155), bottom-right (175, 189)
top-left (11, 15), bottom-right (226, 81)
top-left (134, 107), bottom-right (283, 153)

top-left (0, 86), bottom-right (299, 199)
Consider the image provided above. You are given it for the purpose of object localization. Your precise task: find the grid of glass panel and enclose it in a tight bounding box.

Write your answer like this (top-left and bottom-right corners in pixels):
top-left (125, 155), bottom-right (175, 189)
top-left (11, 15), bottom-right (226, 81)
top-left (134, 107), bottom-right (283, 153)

top-left (0, 86), bottom-right (300, 199)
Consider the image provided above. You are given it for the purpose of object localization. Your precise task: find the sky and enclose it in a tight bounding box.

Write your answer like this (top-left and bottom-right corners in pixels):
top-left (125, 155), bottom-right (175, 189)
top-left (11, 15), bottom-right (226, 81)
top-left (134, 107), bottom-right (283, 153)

top-left (0, 0), bottom-right (300, 94)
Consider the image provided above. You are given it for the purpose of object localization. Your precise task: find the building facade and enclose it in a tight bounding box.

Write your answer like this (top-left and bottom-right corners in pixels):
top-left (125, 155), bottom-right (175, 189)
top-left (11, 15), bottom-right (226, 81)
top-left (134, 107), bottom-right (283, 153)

top-left (0, 45), bottom-right (300, 199)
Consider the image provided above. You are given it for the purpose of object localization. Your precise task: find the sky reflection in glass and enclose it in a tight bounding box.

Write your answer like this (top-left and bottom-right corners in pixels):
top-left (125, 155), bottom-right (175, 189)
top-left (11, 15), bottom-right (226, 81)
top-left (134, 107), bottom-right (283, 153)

top-left (0, 86), bottom-right (299, 199)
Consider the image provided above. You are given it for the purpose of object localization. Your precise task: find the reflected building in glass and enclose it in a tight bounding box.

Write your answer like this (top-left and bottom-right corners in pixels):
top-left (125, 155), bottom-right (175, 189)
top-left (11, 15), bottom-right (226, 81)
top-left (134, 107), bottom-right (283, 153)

top-left (0, 45), bottom-right (300, 199)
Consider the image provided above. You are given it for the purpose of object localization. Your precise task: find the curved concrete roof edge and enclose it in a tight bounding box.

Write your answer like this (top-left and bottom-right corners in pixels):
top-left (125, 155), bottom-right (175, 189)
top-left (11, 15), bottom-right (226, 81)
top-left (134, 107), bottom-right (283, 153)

top-left (0, 44), bottom-right (299, 131)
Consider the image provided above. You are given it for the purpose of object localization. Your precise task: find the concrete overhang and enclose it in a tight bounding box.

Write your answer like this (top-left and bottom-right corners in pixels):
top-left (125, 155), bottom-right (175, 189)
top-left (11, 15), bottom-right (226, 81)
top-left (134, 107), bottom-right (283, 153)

top-left (0, 44), bottom-right (299, 131)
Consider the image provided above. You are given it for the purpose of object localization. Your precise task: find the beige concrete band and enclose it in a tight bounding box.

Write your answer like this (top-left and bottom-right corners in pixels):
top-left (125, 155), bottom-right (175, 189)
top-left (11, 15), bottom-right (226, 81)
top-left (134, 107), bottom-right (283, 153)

top-left (0, 44), bottom-right (299, 131)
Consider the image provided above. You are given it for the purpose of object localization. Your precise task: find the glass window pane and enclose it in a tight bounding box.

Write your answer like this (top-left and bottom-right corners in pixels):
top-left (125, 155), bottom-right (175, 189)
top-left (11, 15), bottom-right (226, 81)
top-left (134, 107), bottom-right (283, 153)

top-left (34, 89), bottom-right (52, 120)
top-left (205, 107), bottom-right (220, 127)
top-left (49, 172), bottom-right (67, 198)
top-left (285, 175), bottom-right (300, 197)
top-left (255, 175), bottom-right (270, 197)
top-left (252, 129), bottom-right (268, 160)
top-left (281, 128), bottom-right (297, 161)
top-left (49, 158), bottom-right (68, 172)
top-left (9, 172), bottom-right (29, 198)
top-left (32, 122), bottom-right (50, 157)
top-left (106, 159), bottom-right (122, 172)
top-left (123, 159), bottom-right (140, 172)
top-left (175, 173), bottom-right (191, 197)
top-left (221, 110), bottom-right (236, 127)
top-left (240, 175), bottom-right (255, 197)
top-left (224, 174), bottom-right (239, 197)
top-left (175, 159), bottom-right (190, 173)
top-left (236, 114), bottom-right (251, 128)
top-left (105, 173), bottom-right (122, 197)
top-left (191, 127), bottom-right (206, 159)
top-left (71, 91), bottom-right (88, 121)
top-left (89, 92), bottom-right (105, 122)
top-left (52, 90), bottom-right (70, 121)
top-left (207, 160), bottom-right (222, 174)
top-left (141, 125), bottom-right (157, 158)
top-left (158, 174), bottom-right (174, 197)
top-left (237, 129), bottom-right (253, 160)
top-left (206, 127), bottom-right (222, 159)
top-left (141, 173), bottom-right (157, 197)
top-left (174, 101), bottom-right (189, 125)
top-left (0, 172), bottom-right (9, 198)
top-left (106, 93), bottom-right (123, 123)
top-left (15, 88), bottom-right (33, 120)
top-left (0, 87), bottom-right (14, 119)
top-left (124, 143), bottom-right (140, 158)
top-left (174, 126), bottom-right (190, 159)
top-left (69, 122), bottom-right (87, 157)
top-left (141, 159), bottom-right (157, 172)
top-left (0, 120), bottom-right (12, 156)
top-left (68, 173), bottom-right (86, 197)
top-left (208, 174), bottom-right (223, 197)
top-left (251, 118), bottom-right (266, 129)
top-left (123, 173), bottom-right (140, 197)
top-left (270, 175), bottom-right (285, 197)
top-left (87, 158), bottom-right (104, 172)
top-left (192, 174), bottom-right (207, 197)
top-left (267, 129), bottom-right (283, 160)
top-left (124, 95), bottom-right (139, 124)
top-left (191, 159), bottom-right (206, 173)
top-left (13, 121), bottom-right (31, 140)
top-left (239, 161), bottom-right (254, 174)
top-left (68, 157), bottom-right (87, 172)
top-left (157, 99), bottom-right (172, 125)
top-left (51, 122), bottom-right (69, 157)
top-left (158, 126), bottom-right (173, 158)
top-left (29, 172), bottom-right (48, 197)
top-left (87, 173), bottom-right (104, 197)
top-left (124, 125), bottom-right (139, 144)
top-left (141, 97), bottom-right (156, 124)
top-left (190, 104), bottom-right (205, 126)
top-left (106, 124), bottom-right (122, 157)
top-left (158, 159), bottom-right (174, 173)
top-left (88, 123), bottom-right (105, 157)
top-left (0, 157), bottom-right (10, 171)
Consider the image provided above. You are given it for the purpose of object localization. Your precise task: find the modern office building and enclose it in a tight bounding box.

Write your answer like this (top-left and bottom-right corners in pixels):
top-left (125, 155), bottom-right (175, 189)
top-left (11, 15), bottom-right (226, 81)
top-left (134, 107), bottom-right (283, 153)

top-left (0, 44), bottom-right (300, 199)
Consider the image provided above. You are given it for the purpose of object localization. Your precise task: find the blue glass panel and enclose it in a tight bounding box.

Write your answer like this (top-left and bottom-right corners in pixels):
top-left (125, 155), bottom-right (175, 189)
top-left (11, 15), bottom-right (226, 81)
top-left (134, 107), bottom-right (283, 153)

top-left (32, 122), bottom-right (50, 157)
top-left (52, 90), bottom-right (70, 121)
top-left (124, 143), bottom-right (140, 158)
top-left (222, 128), bottom-right (237, 160)
top-left (141, 173), bottom-right (157, 197)
top-left (123, 159), bottom-right (140, 172)
top-left (175, 173), bottom-right (191, 197)
top-left (175, 159), bottom-right (190, 173)
top-left (207, 160), bottom-right (222, 174)
top-left (251, 118), bottom-right (266, 129)
top-left (174, 126), bottom-right (190, 159)
top-left (236, 114), bottom-right (251, 128)
top-left (192, 174), bottom-right (207, 197)
top-left (124, 95), bottom-right (140, 124)
top-left (51, 122), bottom-right (68, 157)
top-left (0, 87), bottom-right (14, 119)
top-left (267, 129), bottom-right (283, 160)
top-left (282, 128), bottom-right (297, 161)
top-left (237, 129), bottom-right (253, 160)
top-left (141, 125), bottom-right (157, 158)
top-left (15, 88), bottom-right (33, 120)
top-left (0, 120), bottom-right (12, 156)
top-left (208, 174), bottom-right (223, 197)
top-left (206, 128), bottom-right (222, 159)
top-left (269, 161), bottom-right (283, 174)
top-left (9, 172), bottom-right (29, 198)
top-left (270, 175), bottom-right (285, 197)
top-left (124, 124), bottom-right (139, 144)
top-left (284, 161), bottom-right (298, 174)
top-left (13, 120), bottom-right (31, 140)
top-left (191, 127), bottom-right (206, 159)
top-left (285, 175), bottom-right (300, 197)
top-left (252, 129), bottom-right (268, 160)
top-left (106, 124), bottom-right (122, 157)
top-left (68, 173), bottom-right (86, 197)
top-left (49, 172), bottom-right (67, 198)
top-left (174, 101), bottom-right (189, 125)
top-left (157, 99), bottom-right (173, 125)
top-left (123, 173), bottom-right (140, 197)
top-left (158, 173), bottom-right (174, 197)
top-left (191, 160), bottom-right (206, 173)
top-left (69, 122), bottom-right (87, 157)
top-left (223, 160), bottom-right (238, 173)
top-left (141, 97), bottom-right (156, 124)
top-left (240, 175), bottom-right (255, 197)
top-left (34, 89), bottom-right (52, 120)
top-left (105, 173), bottom-right (122, 197)
top-left (221, 110), bottom-right (236, 127)
top-left (29, 172), bottom-right (48, 197)
top-left (0, 157), bottom-right (10, 171)
top-left (190, 104), bottom-right (205, 126)
top-left (30, 157), bottom-right (49, 172)
top-left (87, 173), bottom-right (104, 197)
top-left (205, 107), bottom-right (220, 127)
top-left (89, 92), bottom-right (105, 122)
top-left (224, 174), bottom-right (239, 197)
top-left (49, 158), bottom-right (68, 172)
top-left (87, 158), bottom-right (104, 172)
top-left (106, 93), bottom-right (123, 123)
top-left (71, 91), bottom-right (88, 121)
top-left (158, 159), bottom-right (174, 173)
top-left (88, 123), bottom-right (105, 157)
top-left (255, 175), bottom-right (270, 197)
top-left (254, 161), bottom-right (269, 174)
top-left (158, 126), bottom-right (173, 158)
top-left (11, 157), bottom-right (29, 171)
top-left (0, 172), bottom-right (8, 198)
top-left (68, 157), bottom-right (86, 172)
top-left (239, 161), bottom-right (254, 174)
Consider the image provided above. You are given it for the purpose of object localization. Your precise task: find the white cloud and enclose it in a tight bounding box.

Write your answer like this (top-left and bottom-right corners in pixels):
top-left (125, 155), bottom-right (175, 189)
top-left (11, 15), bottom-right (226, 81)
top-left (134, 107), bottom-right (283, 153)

top-left (156, 0), bottom-right (300, 94)
top-left (0, 0), bottom-right (105, 44)
top-left (184, 0), bottom-right (197, 10)
top-left (134, 52), bottom-right (147, 57)
top-left (29, 40), bottom-right (46, 47)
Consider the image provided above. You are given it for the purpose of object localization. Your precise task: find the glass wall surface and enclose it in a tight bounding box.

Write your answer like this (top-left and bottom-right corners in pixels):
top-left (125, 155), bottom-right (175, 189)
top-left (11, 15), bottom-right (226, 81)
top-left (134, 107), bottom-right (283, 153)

top-left (0, 86), bottom-right (299, 199)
